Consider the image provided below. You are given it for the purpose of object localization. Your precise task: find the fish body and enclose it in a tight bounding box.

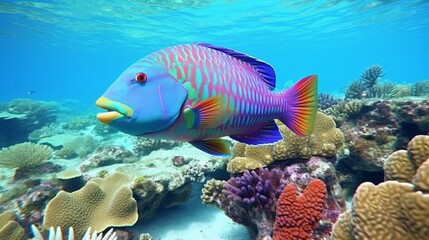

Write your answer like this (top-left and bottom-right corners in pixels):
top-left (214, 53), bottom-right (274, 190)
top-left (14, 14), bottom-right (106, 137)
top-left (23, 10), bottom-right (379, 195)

top-left (96, 43), bottom-right (318, 155)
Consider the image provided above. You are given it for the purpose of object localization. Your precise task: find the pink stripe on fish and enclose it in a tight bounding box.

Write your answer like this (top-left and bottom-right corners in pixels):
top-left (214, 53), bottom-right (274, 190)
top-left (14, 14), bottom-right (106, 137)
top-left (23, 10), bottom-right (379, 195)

top-left (167, 49), bottom-right (175, 66)
top-left (175, 64), bottom-right (182, 80)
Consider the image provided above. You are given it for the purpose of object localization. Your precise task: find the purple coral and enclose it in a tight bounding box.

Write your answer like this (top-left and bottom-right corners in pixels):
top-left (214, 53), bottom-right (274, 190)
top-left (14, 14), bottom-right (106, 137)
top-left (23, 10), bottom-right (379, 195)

top-left (318, 93), bottom-right (341, 110)
top-left (223, 168), bottom-right (284, 207)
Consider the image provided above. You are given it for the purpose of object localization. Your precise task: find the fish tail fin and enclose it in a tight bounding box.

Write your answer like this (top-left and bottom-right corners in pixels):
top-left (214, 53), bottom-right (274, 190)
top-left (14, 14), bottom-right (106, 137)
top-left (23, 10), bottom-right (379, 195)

top-left (280, 75), bottom-right (318, 136)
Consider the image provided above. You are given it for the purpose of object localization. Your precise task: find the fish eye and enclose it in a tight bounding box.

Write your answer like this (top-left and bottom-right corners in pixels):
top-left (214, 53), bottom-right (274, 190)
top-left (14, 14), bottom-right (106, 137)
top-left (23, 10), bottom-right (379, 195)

top-left (135, 73), bottom-right (147, 83)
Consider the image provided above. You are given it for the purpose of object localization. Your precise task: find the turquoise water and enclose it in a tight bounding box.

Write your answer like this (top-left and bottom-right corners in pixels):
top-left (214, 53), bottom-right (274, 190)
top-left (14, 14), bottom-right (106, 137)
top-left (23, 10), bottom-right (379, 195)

top-left (1, 0), bottom-right (428, 104)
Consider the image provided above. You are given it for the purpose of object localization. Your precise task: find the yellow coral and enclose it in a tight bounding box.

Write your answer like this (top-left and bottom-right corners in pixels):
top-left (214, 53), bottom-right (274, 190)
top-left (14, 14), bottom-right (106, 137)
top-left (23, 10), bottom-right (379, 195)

top-left (384, 150), bottom-right (414, 182)
top-left (43, 172), bottom-right (138, 238)
top-left (384, 135), bottom-right (429, 182)
top-left (407, 135), bottom-right (429, 168)
top-left (201, 179), bottom-right (225, 206)
top-left (227, 112), bottom-right (344, 173)
top-left (333, 181), bottom-right (429, 240)
top-left (274, 112), bottom-right (343, 159)
top-left (227, 145), bottom-right (273, 173)
top-left (331, 210), bottom-right (352, 240)
top-left (333, 135), bottom-right (429, 240)
top-left (413, 159), bottom-right (429, 192)
top-left (0, 210), bottom-right (25, 240)
top-left (0, 142), bottom-right (53, 169)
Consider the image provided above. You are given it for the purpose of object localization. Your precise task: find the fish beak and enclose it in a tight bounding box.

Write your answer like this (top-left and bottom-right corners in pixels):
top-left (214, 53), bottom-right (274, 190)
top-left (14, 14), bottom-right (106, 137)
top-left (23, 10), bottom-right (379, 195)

top-left (95, 97), bottom-right (133, 124)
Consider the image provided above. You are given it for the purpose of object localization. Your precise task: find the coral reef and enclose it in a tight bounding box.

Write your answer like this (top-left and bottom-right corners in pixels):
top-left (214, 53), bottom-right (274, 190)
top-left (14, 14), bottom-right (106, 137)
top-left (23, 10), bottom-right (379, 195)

top-left (318, 93), bottom-right (341, 110)
top-left (367, 81), bottom-right (400, 99)
top-left (15, 182), bottom-right (61, 231)
top-left (203, 158), bottom-right (345, 240)
top-left (28, 125), bottom-right (63, 142)
top-left (132, 179), bottom-right (192, 221)
top-left (79, 146), bottom-right (137, 172)
top-left (410, 79), bottom-right (429, 96)
top-left (344, 80), bottom-right (366, 100)
top-left (62, 116), bottom-right (95, 131)
top-left (0, 142), bottom-right (53, 170)
top-left (227, 112), bottom-right (344, 173)
top-left (171, 155), bottom-right (190, 167)
top-left (337, 98), bottom-right (429, 174)
top-left (53, 146), bottom-right (77, 159)
top-left (361, 64), bottom-right (384, 89)
top-left (93, 123), bottom-right (118, 137)
top-left (132, 138), bottom-right (181, 156)
top-left (332, 135), bottom-right (429, 239)
top-left (273, 179), bottom-right (326, 240)
top-left (43, 172), bottom-right (138, 238)
top-left (0, 98), bottom-right (58, 148)
top-left (344, 65), bottom-right (401, 100)
top-left (201, 179), bottom-right (226, 206)
top-left (227, 143), bottom-right (274, 173)
top-left (182, 160), bottom-right (216, 182)
top-left (38, 134), bottom-right (99, 158)
top-left (116, 155), bottom-right (226, 222)
top-left (223, 168), bottom-right (284, 208)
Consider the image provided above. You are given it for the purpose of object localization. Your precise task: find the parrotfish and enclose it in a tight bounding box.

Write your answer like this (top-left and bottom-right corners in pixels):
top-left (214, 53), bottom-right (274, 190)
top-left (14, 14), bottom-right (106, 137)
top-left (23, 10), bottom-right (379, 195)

top-left (96, 43), bottom-right (318, 156)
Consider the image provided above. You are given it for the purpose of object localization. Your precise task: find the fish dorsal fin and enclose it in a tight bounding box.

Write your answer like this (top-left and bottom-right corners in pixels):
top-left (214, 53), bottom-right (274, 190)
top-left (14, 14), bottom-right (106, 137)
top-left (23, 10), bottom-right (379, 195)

top-left (196, 43), bottom-right (276, 90)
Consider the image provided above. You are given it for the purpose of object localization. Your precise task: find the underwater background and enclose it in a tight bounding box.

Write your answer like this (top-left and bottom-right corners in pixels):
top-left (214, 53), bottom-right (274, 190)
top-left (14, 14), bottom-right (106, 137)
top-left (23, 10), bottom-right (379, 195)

top-left (1, 1), bottom-right (429, 240)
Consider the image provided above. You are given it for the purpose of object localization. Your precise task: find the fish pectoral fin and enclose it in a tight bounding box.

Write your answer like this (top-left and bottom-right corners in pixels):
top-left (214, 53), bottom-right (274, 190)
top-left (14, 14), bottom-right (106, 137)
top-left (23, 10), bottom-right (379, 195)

top-left (183, 96), bottom-right (225, 129)
top-left (230, 120), bottom-right (283, 145)
top-left (190, 138), bottom-right (231, 156)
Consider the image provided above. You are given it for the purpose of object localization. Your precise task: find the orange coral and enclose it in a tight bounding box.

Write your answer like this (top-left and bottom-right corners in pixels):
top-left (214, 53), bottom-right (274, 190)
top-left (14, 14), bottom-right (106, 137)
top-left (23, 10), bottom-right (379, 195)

top-left (273, 179), bottom-right (327, 240)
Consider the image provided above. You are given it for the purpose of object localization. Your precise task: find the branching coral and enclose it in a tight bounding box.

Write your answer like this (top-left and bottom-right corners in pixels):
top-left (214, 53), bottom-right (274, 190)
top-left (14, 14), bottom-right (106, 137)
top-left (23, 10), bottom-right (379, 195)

top-left (273, 179), bottom-right (326, 240)
top-left (368, 81), bottom-right (400, 99)
top-left (410, 80), bottom-right (429, 96)
top-left (345, 80), bottom-right (366, 100)
top-left (360, 64), bottom-right (384, 89)
top-left (0, 142), bottom-right (53, 170)
top-left (318, 93), bottom-right (340, 110)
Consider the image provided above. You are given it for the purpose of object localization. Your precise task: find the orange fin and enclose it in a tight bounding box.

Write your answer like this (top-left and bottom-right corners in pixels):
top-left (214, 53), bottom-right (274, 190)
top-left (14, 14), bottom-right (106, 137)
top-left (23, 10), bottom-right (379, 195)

top-left (190, 138), bottom-right (231, 156)
top-left (184, 96), bottom-right (224, 129)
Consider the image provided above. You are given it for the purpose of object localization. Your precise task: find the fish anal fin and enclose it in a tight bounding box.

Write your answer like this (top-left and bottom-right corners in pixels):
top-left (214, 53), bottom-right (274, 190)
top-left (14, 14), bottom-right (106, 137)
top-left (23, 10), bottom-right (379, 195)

top-left (230, 120), bottom-right (283, 145)
top-left (183, 96), bottom-right (224, 129)
top-left (190, 138), bottom-right (231, 156)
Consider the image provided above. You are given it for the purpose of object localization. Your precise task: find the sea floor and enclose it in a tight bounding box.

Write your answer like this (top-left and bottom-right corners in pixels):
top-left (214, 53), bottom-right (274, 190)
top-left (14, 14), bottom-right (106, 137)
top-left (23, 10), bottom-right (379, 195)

top-left (133, 183), bottom-right (251, 240)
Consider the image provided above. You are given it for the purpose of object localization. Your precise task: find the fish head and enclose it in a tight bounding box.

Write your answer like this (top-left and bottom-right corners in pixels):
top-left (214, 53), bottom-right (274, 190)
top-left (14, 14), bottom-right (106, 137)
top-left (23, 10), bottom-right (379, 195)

top-left (96, 59), bottom-right (187, 136)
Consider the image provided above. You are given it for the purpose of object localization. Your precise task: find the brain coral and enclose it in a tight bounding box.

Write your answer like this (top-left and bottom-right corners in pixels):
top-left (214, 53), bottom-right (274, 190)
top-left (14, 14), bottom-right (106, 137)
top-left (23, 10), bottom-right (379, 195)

top-left (332, 135), bottom-right (429, 240)
top-left (227, 112), bottom-right (344, 173)
top-left (43, 172), bottom-right (138, 238)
